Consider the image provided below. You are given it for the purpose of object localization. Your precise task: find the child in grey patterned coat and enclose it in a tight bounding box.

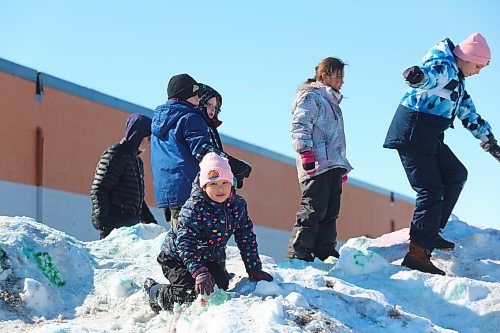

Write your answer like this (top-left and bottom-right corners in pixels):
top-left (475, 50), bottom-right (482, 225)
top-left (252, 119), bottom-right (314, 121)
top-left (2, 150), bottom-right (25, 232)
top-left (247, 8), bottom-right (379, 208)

top-left (286, 57), bottom-right (352, 262)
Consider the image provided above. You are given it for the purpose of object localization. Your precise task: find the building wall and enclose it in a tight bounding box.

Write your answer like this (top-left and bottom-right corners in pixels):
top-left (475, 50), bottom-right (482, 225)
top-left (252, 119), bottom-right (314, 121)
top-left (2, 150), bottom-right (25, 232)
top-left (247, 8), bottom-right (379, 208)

top-left (0, 58), bottom-right (415, 260)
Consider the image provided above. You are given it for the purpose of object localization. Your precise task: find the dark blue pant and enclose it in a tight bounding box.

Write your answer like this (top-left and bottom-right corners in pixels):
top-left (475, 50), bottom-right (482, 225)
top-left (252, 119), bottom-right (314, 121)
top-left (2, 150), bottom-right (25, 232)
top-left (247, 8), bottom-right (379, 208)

top-left (398, 144), bottom-right (467, 250)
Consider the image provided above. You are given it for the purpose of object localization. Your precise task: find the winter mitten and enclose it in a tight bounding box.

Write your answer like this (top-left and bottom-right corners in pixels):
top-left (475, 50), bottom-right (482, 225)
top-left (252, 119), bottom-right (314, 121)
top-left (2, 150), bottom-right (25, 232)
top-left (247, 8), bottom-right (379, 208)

top-left (403, 66), bottom-right (424, 86)
top-left (247, 269), bottom-right (273, 282)
top-left (228, 156), bottom-right (252, 189)
top-left (300, 151), bottom-right (316, 175)
top-left (480, 134), bottom-right (500, 162)
top-left (193, 268), bottom-right (214, 296)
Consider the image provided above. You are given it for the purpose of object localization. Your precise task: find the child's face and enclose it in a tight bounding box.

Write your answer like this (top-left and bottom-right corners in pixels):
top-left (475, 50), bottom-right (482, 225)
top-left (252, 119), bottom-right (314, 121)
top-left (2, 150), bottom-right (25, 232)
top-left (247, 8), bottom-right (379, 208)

top-left (205, 97), bottom-right (219, 119)
top-left (321, 69), bottom-right (344, 91)
top-left (457, 59), bottom-right (487, 77)
top-left (204, 179), bottom-right (232, 203)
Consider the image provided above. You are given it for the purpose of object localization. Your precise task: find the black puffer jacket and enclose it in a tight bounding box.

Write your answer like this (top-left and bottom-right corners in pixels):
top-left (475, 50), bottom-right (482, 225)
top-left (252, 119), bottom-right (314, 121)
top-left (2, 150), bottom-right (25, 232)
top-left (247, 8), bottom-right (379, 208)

top-left (91, 114), bottom-right (157, 237)
top-left (91, 139), bottom-right (156, 235)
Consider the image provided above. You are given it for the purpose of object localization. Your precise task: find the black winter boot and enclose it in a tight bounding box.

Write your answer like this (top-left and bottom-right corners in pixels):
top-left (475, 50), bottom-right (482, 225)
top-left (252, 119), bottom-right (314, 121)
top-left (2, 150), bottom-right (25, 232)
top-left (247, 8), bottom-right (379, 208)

top-left (286, 250), bottom-right (314, 262)
top-left (402, 242), bottom-right (445, 275)
top-left (143, 278), bottom-right (162, 314)
top-left (315, 248), bottom-right (340, 261)
top-left (435, 234), bottom-right (455, 250)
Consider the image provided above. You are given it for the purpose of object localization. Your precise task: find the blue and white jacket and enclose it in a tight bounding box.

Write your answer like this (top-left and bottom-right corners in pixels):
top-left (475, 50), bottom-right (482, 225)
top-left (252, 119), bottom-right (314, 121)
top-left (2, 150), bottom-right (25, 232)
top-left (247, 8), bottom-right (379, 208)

top-left (151, 100), bottom-right (223, 207)
top-left (384, 38), bottom-right (493, 153)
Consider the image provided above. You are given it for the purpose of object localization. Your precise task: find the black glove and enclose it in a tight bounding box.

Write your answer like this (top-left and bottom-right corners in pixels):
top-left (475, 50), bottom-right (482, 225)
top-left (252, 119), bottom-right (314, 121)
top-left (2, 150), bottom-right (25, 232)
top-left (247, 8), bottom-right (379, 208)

top-left (228, 156), bottom-right (252, 189)
top-left (403, 66), bottom-right (424, 85)
top-left (480, 134), bottom-right (500, 162)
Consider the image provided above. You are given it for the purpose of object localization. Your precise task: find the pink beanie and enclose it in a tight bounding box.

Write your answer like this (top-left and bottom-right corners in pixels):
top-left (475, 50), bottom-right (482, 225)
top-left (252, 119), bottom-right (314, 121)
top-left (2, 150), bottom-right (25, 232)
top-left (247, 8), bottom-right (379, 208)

top-left (453, 33), bottom-right (491, 65)
top-left (199, 152), bottom-right (234, 188)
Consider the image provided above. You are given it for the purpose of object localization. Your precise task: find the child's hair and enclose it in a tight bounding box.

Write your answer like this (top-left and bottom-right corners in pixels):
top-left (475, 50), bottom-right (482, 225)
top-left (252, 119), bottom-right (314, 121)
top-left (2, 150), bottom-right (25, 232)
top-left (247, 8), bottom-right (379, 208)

top-left (305, 57), bottom-right (345, 84)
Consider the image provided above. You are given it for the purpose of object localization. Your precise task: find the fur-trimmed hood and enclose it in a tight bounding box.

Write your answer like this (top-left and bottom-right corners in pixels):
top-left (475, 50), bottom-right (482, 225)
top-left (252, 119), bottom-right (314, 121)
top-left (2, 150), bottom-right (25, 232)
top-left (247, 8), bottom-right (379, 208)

top-left (293, 82), bottom-right (343, 114)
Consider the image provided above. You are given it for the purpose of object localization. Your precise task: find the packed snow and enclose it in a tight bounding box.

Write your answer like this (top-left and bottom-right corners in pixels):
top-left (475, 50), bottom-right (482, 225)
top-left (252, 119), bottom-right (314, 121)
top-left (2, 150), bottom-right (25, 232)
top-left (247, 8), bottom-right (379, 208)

top-left (0, 215), bottom-right (498, 333)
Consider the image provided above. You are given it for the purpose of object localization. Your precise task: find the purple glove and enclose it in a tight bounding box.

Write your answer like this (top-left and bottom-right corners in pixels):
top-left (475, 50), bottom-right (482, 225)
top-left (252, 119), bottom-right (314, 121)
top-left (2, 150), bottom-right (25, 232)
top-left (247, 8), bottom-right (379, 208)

top-left (300, 151), bottom-right (316, 175)
top-left (193, 268), bottom-right (214, 296)
top-left (247, 269), bottom-right (273, 282)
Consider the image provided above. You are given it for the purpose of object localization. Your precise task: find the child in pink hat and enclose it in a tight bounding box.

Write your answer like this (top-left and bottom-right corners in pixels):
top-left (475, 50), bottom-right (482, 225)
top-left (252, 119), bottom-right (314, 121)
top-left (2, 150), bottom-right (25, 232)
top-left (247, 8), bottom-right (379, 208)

top-left (384, 33), bottom-right (499, 276)
top-left (142, 152), bottom-right (272, 313)
top-left (453, 33), bottom-right (491, 66)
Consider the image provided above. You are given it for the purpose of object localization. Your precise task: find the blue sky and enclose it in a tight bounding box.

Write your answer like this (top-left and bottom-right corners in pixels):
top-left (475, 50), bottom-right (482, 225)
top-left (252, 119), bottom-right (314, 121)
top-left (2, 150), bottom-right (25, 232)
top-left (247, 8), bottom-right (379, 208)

top-left (1, 0), bottom-right (498, 228)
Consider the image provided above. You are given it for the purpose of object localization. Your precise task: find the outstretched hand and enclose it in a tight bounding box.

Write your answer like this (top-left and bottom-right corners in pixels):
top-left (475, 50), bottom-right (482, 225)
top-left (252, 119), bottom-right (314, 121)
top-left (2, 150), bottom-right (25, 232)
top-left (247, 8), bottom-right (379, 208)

top-left (228, 156), bottom-right (252, 189)
top-left (480, 135), bottom-right (500, 163)
top-left (248, 269), bottom-right (273, 282)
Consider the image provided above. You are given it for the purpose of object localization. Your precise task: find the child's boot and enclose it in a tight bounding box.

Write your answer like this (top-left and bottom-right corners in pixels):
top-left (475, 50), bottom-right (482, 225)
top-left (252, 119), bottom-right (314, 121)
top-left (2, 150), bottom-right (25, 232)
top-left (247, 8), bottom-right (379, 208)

top-left (435, 234), bottom-right (455, 250)
top-left (143, 278), bottom-right (163, 313)
top-left (402, 241), bottom-right (445, 275)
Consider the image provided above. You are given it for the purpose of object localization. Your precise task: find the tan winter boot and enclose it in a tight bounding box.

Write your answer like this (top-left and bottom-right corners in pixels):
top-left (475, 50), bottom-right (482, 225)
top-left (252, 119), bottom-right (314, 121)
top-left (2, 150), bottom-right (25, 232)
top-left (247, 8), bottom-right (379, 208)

top-left (402, 241), bottom-right (445, 275)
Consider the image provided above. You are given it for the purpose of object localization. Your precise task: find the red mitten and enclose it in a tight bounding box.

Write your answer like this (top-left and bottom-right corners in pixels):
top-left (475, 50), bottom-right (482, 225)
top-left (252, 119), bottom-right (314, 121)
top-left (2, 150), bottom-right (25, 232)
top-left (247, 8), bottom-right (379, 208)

top-left (300, 151), bottom-right (316, 176)
top-left (193, 268), bottom-right (214, 296)
top-left (247, 269), bottom-right (273, 282)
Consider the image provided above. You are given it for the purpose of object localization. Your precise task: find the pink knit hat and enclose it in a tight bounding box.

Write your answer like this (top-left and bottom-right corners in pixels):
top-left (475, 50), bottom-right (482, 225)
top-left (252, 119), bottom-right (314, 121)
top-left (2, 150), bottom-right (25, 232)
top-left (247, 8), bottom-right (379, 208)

top-left (199, 152), bottom-right (234, 188)
top-left (453, 33), bottom-right (491, 65)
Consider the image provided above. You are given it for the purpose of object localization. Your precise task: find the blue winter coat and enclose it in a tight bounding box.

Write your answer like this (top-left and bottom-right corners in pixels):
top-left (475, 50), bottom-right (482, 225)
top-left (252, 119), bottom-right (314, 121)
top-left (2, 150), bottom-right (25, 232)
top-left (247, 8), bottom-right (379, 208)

top-left (384, 38), bottom-right (493, 153)
top-left (151, 100), bottom-right (221, 207)
top-left (160, 181), bottom-right (263, 276)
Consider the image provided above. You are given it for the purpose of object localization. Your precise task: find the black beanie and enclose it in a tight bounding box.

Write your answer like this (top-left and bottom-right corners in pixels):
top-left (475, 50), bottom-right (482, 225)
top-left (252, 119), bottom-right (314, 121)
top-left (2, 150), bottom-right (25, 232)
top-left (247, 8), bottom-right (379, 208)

top-left (167, 74), bottom-right (200, 101)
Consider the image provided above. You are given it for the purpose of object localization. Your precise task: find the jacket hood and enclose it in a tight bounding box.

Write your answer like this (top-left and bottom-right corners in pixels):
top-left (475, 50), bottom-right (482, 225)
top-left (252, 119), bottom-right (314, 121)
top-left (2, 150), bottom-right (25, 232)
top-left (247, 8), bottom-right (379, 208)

top-left (152, 100), bottom-right (204, 139)
top-left (421, 38), bottom-right (457, 68)
top-left (199, 83), bottom-right (223, 128)
top-left (124, 113), bottom-right (152, 150)
top-left (199, 84), bottom-right (222, 108)
top-left (293, 81), bottom-right (341, 112)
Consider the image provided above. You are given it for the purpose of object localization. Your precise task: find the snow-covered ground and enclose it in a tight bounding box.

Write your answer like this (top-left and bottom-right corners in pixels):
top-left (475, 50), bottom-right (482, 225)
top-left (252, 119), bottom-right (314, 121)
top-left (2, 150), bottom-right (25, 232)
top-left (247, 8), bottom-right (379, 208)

top-left (0, 216), bottom-right (498, 333)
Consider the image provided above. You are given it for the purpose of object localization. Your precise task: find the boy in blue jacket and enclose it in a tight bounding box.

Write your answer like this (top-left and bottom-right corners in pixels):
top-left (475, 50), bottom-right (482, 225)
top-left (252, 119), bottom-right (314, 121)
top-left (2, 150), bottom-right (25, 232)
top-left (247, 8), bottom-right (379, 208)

top-left (151, 74), bottom-right (224, 227)
top-left (143, 153), bottom-right (272, 313)
top-left (384, 33), bottom-right (500, 275)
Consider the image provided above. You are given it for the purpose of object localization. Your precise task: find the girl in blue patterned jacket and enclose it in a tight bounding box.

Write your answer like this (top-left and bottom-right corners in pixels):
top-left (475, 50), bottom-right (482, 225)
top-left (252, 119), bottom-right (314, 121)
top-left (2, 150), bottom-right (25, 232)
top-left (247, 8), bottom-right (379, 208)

top-left (384, 33), bottom-right (500, 275)
top-left (143, 153), bottom-right (272, 312)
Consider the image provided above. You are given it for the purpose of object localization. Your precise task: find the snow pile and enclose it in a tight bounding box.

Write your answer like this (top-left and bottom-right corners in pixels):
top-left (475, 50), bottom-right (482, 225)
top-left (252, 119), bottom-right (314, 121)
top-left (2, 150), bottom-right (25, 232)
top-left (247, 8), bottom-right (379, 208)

top-left (0, 215), bottom-right (499, 333)
top-left (0, 216), bottom-right (94, 320)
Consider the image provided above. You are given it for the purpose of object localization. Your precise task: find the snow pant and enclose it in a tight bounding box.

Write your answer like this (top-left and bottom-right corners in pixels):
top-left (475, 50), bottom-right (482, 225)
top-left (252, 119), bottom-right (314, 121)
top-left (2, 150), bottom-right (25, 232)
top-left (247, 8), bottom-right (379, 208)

top-left (164, 206), bottom-right (181, 228)
top-left (286, 168), bottom-right (344, 260)
top-left (397, 144), bottom-right (467, 250)
top-left (99, 210), bottom-right (139, 239)
top-left (152, 251), bottom-right (230, 310)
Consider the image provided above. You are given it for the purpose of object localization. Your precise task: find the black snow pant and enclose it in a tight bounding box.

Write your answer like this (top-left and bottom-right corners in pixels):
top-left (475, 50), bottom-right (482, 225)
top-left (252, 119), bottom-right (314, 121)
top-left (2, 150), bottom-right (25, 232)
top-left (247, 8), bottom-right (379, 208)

top-left (286, 168), bottom-right (344, 260)
top-left (153, 251), bottom-right (230, 310)
top-left (164, 206), bottom-right (181, 229)
top-left (398, 144), bottom-right (467, 250)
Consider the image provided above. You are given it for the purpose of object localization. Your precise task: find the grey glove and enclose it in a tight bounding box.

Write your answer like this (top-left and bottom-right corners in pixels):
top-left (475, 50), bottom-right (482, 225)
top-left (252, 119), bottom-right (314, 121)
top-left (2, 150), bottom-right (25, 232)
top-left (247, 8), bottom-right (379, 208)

top-left (480, 134), bottom-right (500, 163)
